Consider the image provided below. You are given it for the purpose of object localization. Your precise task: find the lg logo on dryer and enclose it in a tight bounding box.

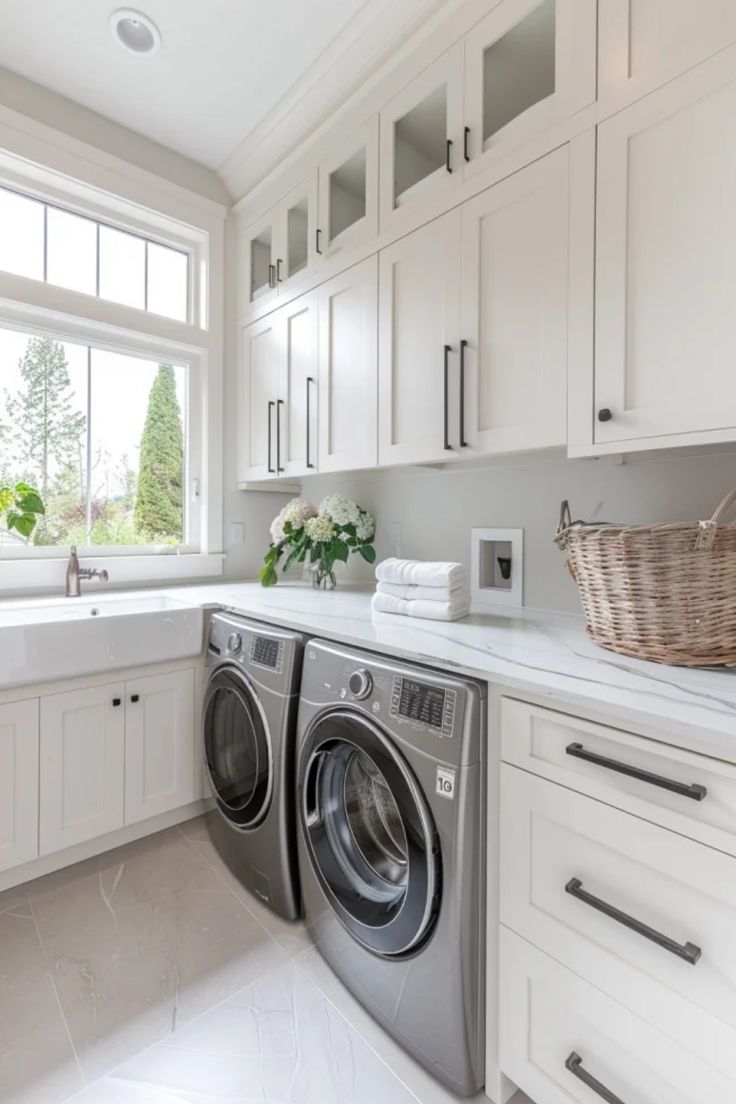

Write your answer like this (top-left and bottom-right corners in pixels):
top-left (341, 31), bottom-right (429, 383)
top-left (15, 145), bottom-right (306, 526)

top-left (436, 767), bottom-right (456, 800)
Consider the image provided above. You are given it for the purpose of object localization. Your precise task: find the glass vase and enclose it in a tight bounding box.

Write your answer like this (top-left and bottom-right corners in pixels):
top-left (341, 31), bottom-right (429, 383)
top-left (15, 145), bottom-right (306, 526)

top-left (311, 565), bottom-right (337, 590)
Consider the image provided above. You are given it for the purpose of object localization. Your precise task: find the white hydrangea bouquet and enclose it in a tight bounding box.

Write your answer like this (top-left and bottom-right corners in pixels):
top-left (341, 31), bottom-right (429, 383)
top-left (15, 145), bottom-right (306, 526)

top-left (260, 494), bottom-right (376, 589)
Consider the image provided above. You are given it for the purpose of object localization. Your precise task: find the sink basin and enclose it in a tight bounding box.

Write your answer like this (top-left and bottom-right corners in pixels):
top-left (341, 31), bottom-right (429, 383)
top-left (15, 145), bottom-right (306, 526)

top-left (0, 594), bottom-right (204, 689)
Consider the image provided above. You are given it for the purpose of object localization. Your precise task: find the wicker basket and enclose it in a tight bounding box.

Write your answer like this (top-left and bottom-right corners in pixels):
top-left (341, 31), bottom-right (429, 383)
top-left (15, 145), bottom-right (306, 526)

top-left (554, 490), bottom-right (736, 667)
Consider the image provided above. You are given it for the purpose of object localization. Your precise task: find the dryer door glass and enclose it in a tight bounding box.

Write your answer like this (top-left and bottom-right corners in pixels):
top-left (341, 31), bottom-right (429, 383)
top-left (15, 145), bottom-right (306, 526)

top-left (204, 667), bottom-right (272, 828)
top-left (300, 710), bottom-right (440, 956)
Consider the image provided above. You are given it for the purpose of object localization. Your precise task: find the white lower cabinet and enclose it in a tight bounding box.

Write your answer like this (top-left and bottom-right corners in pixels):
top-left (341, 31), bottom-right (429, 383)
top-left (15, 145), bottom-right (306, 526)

top-left (0, 699), bottom-right (39, 873)
top-left (35, 666), bottom-right (197, 860)
top-left (500, 927), bottom-right (735, 1104)
top-left (125, 669), bottom-right (196, 825)
top-left (40, 683), bottom-right (126, 855)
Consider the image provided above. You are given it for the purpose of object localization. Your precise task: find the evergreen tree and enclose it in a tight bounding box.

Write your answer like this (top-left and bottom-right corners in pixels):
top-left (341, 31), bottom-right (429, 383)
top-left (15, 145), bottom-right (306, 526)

top-left (5, 337), bottom-right (86, 499)
top-left (134, 364), bottom-right (183, 541)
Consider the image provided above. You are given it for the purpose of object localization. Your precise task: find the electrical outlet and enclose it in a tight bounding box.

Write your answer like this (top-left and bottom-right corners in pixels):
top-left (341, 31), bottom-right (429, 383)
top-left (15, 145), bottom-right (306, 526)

top-left (230, 523), bottom-right (245, 545)
top-left (389, 522), bottom-right (402, 559)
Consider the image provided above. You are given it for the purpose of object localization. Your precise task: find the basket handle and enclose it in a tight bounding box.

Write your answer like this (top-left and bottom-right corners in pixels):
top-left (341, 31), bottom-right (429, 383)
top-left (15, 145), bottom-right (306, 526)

top-left (556, 500), bottom-right (573, 540)
top-left (695, 489), bottom-right (736, 550)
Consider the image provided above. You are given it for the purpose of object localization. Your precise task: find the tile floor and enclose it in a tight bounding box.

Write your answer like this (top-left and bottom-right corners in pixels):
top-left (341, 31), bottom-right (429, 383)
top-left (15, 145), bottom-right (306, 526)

top-left (0, 814), bottom-right (533, 1104)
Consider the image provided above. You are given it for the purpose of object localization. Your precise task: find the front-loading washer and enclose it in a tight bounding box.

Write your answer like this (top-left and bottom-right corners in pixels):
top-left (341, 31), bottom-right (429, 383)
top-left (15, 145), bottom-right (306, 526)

top-left (203, 611), bottom-right (305, 920)
top-left (296, 638), bottom-right (486, 1096)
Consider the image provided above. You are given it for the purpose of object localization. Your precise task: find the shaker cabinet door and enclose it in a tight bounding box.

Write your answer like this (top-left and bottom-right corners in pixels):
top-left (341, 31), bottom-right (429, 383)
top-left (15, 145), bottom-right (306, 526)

top-left (239, 313), bottom-right (281, 482)
top-left (594, 52), bottom-right (736, 446)
top-left (460, 146), bottom-right (568, 455)
top-left (125, 669), bottom-right (196, 825)
top-left (0, 699), bottom-right (39, 873)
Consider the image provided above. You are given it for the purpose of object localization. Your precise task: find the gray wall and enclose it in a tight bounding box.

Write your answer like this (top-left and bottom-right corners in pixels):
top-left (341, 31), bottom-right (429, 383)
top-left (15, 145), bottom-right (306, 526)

top-left (224, 444), bottom-right (736, 614)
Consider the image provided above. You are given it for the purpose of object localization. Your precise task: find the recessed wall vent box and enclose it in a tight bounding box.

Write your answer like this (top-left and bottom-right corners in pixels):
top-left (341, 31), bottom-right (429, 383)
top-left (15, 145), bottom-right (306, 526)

top-left (471, 527), bottom-right (523, 610)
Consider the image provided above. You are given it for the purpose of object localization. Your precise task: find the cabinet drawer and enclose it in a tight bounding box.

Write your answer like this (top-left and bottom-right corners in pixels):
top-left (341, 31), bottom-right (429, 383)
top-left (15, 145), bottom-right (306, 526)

top-left (500, 927), bottom-right (735, 1104)
top-left (501, 765), bottom-right (736, 1081)
top-left (501, 696), bottom-right (736, 855)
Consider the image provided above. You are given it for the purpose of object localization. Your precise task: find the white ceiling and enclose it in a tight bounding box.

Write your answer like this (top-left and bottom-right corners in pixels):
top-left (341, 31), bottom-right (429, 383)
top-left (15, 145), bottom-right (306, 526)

top-left (0, 0), bottom-right (372, 170)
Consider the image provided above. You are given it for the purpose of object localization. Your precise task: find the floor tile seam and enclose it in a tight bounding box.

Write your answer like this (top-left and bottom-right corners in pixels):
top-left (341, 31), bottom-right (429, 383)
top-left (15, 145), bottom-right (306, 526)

top-left (28, 897), bottom-right (88, 1096)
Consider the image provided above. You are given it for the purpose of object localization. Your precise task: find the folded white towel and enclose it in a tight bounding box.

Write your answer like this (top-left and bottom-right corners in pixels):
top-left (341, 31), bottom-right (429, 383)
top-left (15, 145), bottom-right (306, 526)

top-left (377, 580), bottom-right (467, 603)
top-left (375, 558), bottom-right (466, 590)
top-left (371, 591), bottom-right (470, 622)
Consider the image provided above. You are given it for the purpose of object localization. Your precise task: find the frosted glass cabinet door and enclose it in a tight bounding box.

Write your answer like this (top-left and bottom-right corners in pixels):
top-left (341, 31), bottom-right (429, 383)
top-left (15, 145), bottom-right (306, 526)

top-left (242, 210), bottom-right (278, 307)
top-left (40, 684), bottom-right (125, 855)
top-left (317, 119), bottom-right (378, 259)
top-left (594, 52), bottom-right (736, 446)
top-left (598, 0), bottom-right (736, 112)
top-left (125, 669), bottom-right (196, 825)
top-left (379, 44), bottom-right (464, 229)
top-left (0, 699), bottom-right (39, 873)
top-left (240, 313), bottom-right (282, 481)
top-left (378, 209), bottom-right (462, 465)
top-left (459, 147), bottom-right (568, 455)
top-left (318, 256), bottom-right (378, 473)
top-left (463, 0), bottom-right (595, 178)
top-left (277, 172), bottom-right (318, 289)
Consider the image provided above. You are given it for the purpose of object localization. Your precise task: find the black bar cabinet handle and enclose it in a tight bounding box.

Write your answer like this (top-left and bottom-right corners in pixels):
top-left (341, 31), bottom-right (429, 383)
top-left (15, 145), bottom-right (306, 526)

top-left (276, 399), bottom-right (285, 473)
top-left (276, 258), bottom-right (283, 283)
top-left (463, 126), bottom-right (470, 162)
top-left (459, 339), bottom-right (468, 447)
top-left (306, 377), bottom-right (316, 469)
top-left (565, 1053), bottom-right (627, 1104)
top-left (443, 345), bottom-right (452, 450)
top-left (565, 877), bottom-right (701, 965)
top-left (565, 742), bottom-right (707, 801)
top-left (316, 228), bottom-right (322, 255)
top-left (130, 694), bottom-right (140, 704)
top-left (268, 263), bottom-right (275, 289)
top-left (446, 138), bottom-right (453, 173)
top-left (267, 401), bottom-right (275, 473)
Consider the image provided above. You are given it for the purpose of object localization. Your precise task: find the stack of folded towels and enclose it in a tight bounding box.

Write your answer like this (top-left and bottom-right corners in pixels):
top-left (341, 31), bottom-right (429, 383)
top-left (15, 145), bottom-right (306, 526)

top-left (372, 558), bottom-right (470, 622)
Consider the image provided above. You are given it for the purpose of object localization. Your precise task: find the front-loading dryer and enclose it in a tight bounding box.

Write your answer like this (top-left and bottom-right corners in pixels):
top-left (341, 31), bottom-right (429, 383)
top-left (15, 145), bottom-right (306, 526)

top-left (296, 638), bottom-right (486, 1096)
top-left (203, 612), bottom-right (305, 920)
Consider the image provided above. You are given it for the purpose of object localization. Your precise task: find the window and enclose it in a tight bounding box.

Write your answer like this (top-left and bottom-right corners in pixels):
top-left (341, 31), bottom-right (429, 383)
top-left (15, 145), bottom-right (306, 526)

top-left (0, 186), bottom-right (189, 322)
top-left (0, 324), bottom-right (190, 549)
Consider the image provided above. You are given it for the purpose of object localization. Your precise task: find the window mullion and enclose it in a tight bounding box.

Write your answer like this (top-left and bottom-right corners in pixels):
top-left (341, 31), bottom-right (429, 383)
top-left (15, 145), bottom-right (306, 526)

top-left (42, 205), bottom-right (48, 283)
top-left (85, 345), bottom-right (93, 545)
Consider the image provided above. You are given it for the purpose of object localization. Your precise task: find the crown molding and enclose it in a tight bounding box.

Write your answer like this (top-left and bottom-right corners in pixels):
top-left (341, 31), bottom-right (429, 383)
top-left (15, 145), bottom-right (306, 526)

top-left (219, 0), bottom-right (457, 204)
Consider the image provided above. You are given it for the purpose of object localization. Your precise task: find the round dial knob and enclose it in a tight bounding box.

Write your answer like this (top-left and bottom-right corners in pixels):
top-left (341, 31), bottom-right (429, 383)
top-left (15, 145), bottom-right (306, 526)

top-left (227, 632), bottom-right (243, 655)
top-left (348, 668), bottom-right (373, 700)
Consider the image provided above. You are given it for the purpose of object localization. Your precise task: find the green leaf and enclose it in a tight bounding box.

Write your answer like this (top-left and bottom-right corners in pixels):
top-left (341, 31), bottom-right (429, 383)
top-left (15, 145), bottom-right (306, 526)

top-left (259, 563), bottom-right (279, 587)
top-left (332, 538), bottom-right (349, 563)
top-left (7, 511), bottom-right (37, 538)
top-left (16, 491), bottom-right (45, 514)
top-left (358, 544), bottom-right (377, 564)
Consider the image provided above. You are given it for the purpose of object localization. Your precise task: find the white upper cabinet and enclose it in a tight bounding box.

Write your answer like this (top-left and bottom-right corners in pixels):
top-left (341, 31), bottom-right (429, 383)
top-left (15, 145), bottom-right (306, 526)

top-left (459, 145), bottom-right (568, 455)
top-left (125, 670), bottom-right (196, 825)
top-left (280, 291), bottom-right (320, 478)
top-left (0, 699), bottom-right (39, 873)
top-left (463, 0), bottom-right (596, 180)
top-left (379, 209), bottom-right (462, 465)
top-left (593, 51), bottom-right (736, 448)
top-left (240, 313), bottom-right (281, 482)
top-left (379, 45), bottom-right (464, 231)
top-left (40, 684), bottom-right (125, 855)
top-left (317, 119), bottom-right (379, 260)
top-left (242, 173), bottom-right (319, 309)
top-left (598, 0), bottom-right (736, 113)
top-left (318, 255), bottom-right (378, 472)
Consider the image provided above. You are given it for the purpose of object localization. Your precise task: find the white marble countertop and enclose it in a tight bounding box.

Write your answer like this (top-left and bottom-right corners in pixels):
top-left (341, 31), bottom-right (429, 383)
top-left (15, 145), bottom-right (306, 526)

top-left (2, 580), bottom-right (735, 761)
top-left (161, 580), bottom-right (736, 762)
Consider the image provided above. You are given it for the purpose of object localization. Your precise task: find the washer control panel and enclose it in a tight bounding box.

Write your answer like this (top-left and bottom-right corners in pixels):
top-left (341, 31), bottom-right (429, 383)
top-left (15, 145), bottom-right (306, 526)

top-left (390, 676), bottom-right (456, 737)
top-left (250, 635), bottom-right (284, 673)
top-left (348, 668), bottom-right (373, 700)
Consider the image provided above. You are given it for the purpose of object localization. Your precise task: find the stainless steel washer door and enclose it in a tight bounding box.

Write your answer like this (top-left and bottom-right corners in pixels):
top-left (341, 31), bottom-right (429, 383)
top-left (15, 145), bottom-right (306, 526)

top-left (203, 666), bottom-right (272, 829)
top-left (299, 710), bottom-right (440, 956)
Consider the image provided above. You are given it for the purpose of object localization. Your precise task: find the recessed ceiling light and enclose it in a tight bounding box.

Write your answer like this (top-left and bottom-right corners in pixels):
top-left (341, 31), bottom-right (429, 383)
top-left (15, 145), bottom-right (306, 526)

top-left (110, 9), bottom-right (161, 55)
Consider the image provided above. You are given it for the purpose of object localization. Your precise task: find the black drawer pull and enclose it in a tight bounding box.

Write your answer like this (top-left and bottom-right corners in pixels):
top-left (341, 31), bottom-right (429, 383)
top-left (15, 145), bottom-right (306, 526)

top-left (316, 228), bottom-right (322, 255)
top-left (130, 694), bottom-right (140, 703)
top-left (463, 125), bottom-right (470, 162)
top-left (459, 339), bottom-right (468, 447)
top-left (566, 742), bottom-right (707, 801)
top-left (443, 344), bottom-right (452, 450)
top-left (446, 138), bottom-right (453, 173)
top-left (306, 376), bottom-right (316, 469)
top-left (276, 399), bottom-right (285, 473)
top-left (267, 401), bottom-right (275, 473)
top-left (112, 698), bottom-right (121, 707)
top-left (565, 1052), bottom-right (627, 1104)
top-left (565, 877), bottom-right (701, 965)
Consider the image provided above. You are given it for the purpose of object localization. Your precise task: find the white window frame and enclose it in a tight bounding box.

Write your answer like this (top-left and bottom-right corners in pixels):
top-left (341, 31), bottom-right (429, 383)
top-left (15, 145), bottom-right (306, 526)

top-left (0, 143), bottom-right (225, 594)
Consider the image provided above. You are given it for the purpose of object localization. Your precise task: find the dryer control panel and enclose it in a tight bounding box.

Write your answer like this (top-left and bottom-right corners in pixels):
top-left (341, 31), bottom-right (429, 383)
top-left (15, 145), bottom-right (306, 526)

top-left (390, 676), bottom-right (456, 737)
